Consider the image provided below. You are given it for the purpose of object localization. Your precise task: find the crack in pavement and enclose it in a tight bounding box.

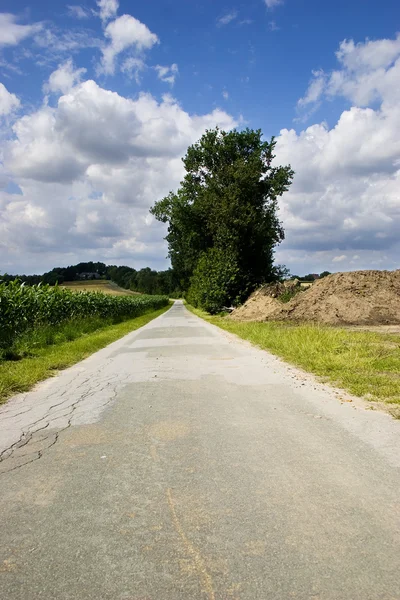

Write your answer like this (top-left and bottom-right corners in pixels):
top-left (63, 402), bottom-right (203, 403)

top-left (2, 303), bottom-right (399, 479)
top-left (0, 365), bottom-right (126, 475)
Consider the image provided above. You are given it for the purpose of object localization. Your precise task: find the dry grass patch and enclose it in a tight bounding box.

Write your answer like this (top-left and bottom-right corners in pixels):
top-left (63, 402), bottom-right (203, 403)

top-left (61, 280), bottom-right (140, 296)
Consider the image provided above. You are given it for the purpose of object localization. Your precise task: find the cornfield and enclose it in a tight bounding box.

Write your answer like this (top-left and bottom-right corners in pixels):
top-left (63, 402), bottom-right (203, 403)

top-left (0, 280), bottom-right (168, 350)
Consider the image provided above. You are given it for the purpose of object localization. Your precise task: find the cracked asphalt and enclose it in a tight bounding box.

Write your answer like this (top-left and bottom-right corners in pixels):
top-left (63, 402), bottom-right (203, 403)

top-left (0, 301), bottom-right (399, 599)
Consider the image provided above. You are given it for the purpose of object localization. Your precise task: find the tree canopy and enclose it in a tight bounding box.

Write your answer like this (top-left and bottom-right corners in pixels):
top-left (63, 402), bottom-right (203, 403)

top-left (151, 127), bottom-right (294, 312)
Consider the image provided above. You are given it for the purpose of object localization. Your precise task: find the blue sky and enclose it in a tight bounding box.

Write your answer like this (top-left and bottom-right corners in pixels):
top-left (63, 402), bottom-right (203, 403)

top-left (0, 0), bottom-right (399, 275)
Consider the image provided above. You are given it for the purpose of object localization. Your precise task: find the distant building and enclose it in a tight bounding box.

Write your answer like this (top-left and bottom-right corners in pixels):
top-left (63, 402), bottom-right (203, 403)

top-left (78, 272), bottom-right (101, 280)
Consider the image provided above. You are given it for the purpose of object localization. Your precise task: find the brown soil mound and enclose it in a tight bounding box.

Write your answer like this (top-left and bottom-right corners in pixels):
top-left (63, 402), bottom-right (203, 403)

top-left (231, 270), bottom-right (400, 325)
top-left (230, 280), bottom-right (298, 321)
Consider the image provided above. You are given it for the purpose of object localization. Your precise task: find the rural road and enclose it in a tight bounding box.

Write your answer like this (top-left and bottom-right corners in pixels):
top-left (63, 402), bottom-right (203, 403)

top-left (0, 301), bottom-right (399, 600)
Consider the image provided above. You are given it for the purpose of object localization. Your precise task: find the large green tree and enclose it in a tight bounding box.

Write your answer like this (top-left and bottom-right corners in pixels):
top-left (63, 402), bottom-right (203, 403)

top-left (151, 127), bottom-right (294, 312)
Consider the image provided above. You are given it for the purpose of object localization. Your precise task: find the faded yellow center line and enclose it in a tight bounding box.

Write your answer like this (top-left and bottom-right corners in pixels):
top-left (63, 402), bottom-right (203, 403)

top-left (166, 488), bottom-right (215, 600)
top-left (150, 444), bottom-right (160, 462)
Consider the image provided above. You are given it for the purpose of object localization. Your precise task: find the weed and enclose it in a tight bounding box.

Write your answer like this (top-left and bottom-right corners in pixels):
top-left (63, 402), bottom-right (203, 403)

top-left (278, 287), bottom-right (303, 303)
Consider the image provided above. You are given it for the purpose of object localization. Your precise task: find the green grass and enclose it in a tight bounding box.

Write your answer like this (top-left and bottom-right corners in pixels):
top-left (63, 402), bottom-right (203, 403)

top-left (277, 286), bottom-right (304, 303)
top-left (187, 305), bottom-right (400, 415)
top-left (0, 305), bottom-right (170, 404)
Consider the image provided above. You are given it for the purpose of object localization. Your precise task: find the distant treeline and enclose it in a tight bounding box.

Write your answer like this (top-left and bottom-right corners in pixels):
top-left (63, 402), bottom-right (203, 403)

top-left (290, 271), bottom-right (331, 282)
top-left (0, 262), bottom-right (181, 297)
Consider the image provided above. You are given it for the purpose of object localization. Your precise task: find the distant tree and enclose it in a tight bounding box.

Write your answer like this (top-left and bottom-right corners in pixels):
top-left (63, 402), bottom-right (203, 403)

top-left (319, 271), bottom-right (331, 278)
top-left (151, 127), bottom-right (294, 311)
top-left (156, 269), bottom-right (181, 296)
top-left (43, 271), bottom-right (64, 285)
top-left (273, 264), bottom-right (291, 281)
top-left (135, 268), bottom-right (157, 295)
top-left (106, 265), bottom-right (137, 290)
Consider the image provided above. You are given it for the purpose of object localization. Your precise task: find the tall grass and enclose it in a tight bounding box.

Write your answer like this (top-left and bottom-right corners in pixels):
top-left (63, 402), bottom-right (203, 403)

top-left (3, 317), bottom-right (113, 360)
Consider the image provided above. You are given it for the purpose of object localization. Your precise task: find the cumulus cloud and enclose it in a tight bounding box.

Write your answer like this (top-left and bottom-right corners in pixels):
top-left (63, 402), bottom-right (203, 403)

top-left (7, 81), bottom-right (236, 181)
top-left (97, 0), bottom-right (119, 23)
top-left (0, 13), bottom-right (42, 47)
top-left (299, 33), bottom-right (400, 110)
top-left (0, 83), bottom-right (20, 116)
top-left (275, 34), bottom-right (400, 271)
top-left (99, 14), bottom-right (159, 75)
top-left (155, 63), bottom-right (178, 86)
top-left (43, 59), bottom-right (87, 95)
top-left (1, 79), bottom-right (237, 271)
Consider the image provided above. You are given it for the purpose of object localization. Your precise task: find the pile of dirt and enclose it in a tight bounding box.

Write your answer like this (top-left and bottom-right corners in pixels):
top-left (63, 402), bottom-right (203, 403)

top-left (230, 279), bottom-right (300, 321)
top-left (230, 270), bottom-right (400, 325)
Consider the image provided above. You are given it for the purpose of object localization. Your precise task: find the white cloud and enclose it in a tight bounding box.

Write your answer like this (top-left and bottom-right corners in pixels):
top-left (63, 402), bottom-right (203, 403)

top-left (332, 255), bottom-right (347, 263)
top-left (99, 14), bottom-right (159, 75)
top-left (121, 57), bottom-right (146, 83)
top-left (7, 81), bottom-right (236, 181)
top-left (34, 28), bottom-right (101, 55)
top-left (299, 33), bottom-right (400, 111)
top-left (0, 83), bottom-right (20, 116)
top-left (275, 34), bottom-right (400, 271)
top-left (217, 11), bottom-right (238, 27)
top-left (1, 79), bottom-right (237, 272)
top-left (264, 0), bottom-right (284, 9)
top-left (67, 5), bottom-right (91, 19)
top-left (222, 90), bottom-right (229, 100)
top-left (97, 0), bottom-right (119, 23)
top-left (268, 21), bottom-right (279, 31)
top-left (155, 63), bottom-right (179, 86)
top-left (335, 35), bottom-right (400, 72)
top-left (43, 59), bottom-right (87, 95)
top-left (0, 13), bottom-right (42, 47)
top-left (297, 69), bottom-right (326, 108)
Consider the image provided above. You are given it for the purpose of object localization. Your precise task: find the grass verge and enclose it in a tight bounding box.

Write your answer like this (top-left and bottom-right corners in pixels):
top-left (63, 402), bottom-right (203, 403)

top-left (187, 305), bottom-right (400, 416)
top-left (0, 305), bottom-right (170, 404)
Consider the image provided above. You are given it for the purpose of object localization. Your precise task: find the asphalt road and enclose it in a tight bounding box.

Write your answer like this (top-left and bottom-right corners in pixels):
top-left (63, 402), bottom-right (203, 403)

top-left (0, 301), bottom-right (399, 600)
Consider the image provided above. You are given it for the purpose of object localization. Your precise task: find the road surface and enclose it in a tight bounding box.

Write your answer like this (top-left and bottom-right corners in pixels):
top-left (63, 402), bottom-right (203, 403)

top-left (0, 301), bottom-right (399, 599)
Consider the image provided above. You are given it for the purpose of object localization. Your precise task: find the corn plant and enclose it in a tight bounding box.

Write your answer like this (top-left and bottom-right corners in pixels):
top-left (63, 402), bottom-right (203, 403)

top-left (0, 280), bottom-right (168, 351)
